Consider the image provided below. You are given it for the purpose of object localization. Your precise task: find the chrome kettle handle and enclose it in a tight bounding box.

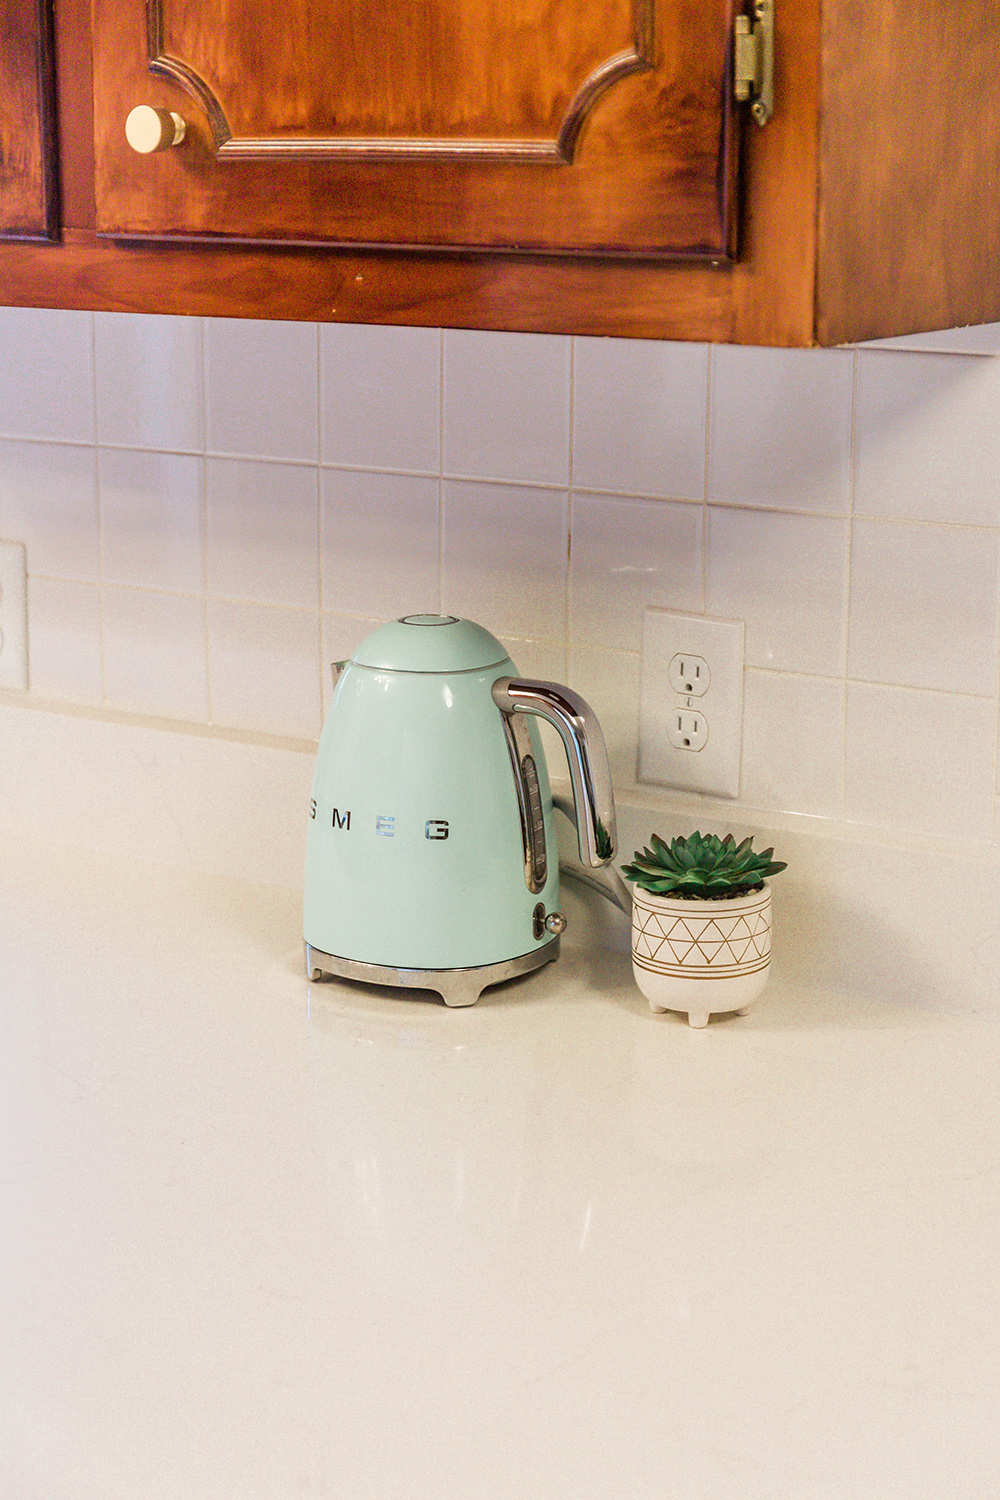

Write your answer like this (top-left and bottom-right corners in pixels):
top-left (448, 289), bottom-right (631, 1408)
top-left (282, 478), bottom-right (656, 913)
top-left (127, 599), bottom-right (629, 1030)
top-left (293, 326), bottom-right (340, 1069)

top-left (492, 678), bottom-right (616, 869)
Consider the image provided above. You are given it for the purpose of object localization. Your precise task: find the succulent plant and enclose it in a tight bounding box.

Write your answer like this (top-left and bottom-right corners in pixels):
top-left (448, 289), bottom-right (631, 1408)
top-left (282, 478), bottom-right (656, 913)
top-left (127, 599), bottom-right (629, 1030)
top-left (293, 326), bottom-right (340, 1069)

top-left (621, 830), bottom-right (787, 900)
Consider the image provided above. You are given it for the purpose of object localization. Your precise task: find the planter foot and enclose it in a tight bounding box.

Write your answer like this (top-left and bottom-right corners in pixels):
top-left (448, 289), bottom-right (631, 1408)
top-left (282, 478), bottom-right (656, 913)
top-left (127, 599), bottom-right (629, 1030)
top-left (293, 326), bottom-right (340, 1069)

top-left (648, 998), bottom-right (669, 1013)
top-left (687, 1011), bottom-right (709, 1029)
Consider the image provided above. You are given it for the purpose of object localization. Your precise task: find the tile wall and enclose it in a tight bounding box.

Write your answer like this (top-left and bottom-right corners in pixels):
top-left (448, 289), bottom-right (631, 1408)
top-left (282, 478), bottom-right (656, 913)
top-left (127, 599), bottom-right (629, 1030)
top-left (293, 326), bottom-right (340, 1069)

top-left (2, 305), bottom-right (1000, 848)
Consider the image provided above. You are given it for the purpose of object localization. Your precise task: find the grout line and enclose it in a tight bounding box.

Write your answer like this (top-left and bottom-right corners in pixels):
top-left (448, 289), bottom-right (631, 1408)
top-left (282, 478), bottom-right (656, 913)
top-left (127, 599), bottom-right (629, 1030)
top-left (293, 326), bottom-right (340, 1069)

top-left (94, 434), bottom-right (107, 705)
top-left (440, 470), bottom-right (569, 493)
top-left (199, 313), bottom-right (216, 721)
top-left (0, 434), bottom-right (96, 451)
top-left (87, 309), bottom-right (98, 448)
top-left (320, 459), bottom-right (440, 480)
top-left (314, 320), bottom-right (323, 467)
top-left (702, 343), bottom-right (711, 613)
top-left (314, 595), bottom-right (324, 735)
top-left (316, 462), bottom-right (326, 709)
top-left (200, 316), bottom-right (211, 457)
top-left (88, 579), bottom-right (324, 611)
top-left (848, 511), bottom-right (1000, 534)
top-left (742, 662), bottom-right (997, 703)
top-left (197, 316), bottom-right (214, 720)
top-left (991, 526), bottom-right (1000, 823)
top-left (566, 336), bottom-right (574, 651)
top-left (841, 677), bottom-right (996, 703)
top-left (315, 319), bottom-right (328, 714)
top-left (194, 315), bottom-right (206, 457)
top-left (199, 438), bottom-right (212, 724)
top-left (838, 349), bottom-right (861, 820)
top-left (437, 327), bottom-right (445, 612)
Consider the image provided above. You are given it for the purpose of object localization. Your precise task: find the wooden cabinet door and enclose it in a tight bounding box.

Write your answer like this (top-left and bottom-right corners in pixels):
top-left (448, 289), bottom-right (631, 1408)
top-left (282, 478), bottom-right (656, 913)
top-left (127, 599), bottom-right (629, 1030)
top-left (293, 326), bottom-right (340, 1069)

top-left (91, 0), bottom-right (741, 259)
top-left (1, 0), bottom-right (58, 239)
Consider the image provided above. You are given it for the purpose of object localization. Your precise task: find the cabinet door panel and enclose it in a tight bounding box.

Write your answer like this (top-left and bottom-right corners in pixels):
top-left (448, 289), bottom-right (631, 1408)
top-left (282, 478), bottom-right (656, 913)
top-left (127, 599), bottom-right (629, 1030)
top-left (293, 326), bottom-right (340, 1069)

top-left (0, 0), bottom-right (58, 239)
top-left (93, 0), bottom-right (740, 257)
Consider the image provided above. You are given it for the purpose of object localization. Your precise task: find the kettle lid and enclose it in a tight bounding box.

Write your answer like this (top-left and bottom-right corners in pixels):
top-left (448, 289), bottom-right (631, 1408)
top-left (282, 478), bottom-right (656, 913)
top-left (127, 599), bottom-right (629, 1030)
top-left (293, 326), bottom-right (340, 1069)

top-left (352, 615), bottom-right (511, 673)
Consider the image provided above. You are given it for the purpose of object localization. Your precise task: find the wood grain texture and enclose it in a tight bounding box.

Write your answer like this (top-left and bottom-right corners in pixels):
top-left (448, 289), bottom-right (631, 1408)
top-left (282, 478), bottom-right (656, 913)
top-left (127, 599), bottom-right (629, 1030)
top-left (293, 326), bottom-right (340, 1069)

top-left (52, 0), bottom-right (95, 230)
top-left (0, 0), bottom-right (58, 239)
top-left (151, 0), bottom-right (655, 163)
top-left (3, 0), bottom-right (998, 344)
top-left (0, 0), bottom-right (815, 344)
top-left (817, 0), bottom-right (1000, 343)
top-left (0, 232), bottom-right (735, 337)
top-left (92, 0), bottom-right (740, 258)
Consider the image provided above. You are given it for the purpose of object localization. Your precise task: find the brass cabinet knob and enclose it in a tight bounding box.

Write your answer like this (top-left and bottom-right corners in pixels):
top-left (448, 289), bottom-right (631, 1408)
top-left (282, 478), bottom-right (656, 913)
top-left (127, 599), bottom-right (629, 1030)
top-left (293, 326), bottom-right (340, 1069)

top-left (125, 105), bottom-right (187, 154)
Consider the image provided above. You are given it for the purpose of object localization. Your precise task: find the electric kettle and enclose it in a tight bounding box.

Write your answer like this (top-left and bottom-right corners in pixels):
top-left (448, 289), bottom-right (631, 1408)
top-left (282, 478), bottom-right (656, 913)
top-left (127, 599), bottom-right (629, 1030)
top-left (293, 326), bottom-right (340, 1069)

top-left (304, 614), bottom-right (617, 1006)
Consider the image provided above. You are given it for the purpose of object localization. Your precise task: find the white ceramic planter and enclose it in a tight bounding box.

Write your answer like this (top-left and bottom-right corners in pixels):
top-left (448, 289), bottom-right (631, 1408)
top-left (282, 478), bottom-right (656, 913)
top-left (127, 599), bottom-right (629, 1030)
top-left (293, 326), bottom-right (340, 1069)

top-left (631, 883), bottom-right (772, 1027)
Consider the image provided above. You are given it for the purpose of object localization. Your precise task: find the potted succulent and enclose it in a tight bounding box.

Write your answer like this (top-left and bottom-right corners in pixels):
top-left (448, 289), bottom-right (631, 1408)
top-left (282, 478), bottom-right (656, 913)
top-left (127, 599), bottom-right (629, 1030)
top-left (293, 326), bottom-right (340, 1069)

top-left (622, 831), bottom-right (787, 1027)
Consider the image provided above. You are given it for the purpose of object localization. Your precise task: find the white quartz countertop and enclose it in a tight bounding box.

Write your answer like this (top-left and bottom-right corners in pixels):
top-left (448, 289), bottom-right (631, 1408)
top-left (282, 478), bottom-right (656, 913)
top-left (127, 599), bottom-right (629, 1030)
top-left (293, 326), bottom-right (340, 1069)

top-left (3, 834), bottom-right (999, 1499)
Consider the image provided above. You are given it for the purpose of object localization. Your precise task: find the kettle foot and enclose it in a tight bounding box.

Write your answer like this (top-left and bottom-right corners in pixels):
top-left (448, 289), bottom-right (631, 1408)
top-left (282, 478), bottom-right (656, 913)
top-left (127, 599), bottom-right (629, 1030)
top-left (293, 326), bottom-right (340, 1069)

top-left (304, 940), bottom-right (559, 1006)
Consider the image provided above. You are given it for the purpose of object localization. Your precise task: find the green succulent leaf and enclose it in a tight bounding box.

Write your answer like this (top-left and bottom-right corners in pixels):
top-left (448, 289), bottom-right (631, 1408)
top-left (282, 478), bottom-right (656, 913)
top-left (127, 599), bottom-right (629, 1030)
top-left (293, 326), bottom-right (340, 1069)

top-left (620, 828), bottom-right (787, 899)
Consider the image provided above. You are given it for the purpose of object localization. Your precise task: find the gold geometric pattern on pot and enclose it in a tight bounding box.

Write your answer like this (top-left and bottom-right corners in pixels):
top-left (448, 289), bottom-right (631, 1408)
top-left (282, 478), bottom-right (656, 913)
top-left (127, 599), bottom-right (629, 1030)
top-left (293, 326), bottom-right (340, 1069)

top-left (632, 905), bottom-right (770, 970)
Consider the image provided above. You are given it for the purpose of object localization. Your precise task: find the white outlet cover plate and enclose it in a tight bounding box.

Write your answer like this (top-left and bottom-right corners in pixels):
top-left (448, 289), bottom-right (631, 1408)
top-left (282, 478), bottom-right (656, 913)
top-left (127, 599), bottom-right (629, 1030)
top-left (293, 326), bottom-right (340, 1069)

top-left (639, 607), bottom-right (744, 797)
top-left (0, 539), bottom-right (28, 692)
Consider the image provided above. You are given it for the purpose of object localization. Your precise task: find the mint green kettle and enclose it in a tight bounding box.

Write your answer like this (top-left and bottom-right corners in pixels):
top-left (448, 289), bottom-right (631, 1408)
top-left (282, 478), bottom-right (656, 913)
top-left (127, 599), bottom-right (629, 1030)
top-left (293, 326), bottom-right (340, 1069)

top-left (304, 614), bottom-right (616, 1006)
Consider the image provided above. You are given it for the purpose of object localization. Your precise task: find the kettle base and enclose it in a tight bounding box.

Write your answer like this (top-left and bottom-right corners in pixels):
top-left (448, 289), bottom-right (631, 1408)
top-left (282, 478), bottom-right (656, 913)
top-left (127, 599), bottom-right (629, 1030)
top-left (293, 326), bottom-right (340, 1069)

top-left (304, 939), bottom-right (560, 1007)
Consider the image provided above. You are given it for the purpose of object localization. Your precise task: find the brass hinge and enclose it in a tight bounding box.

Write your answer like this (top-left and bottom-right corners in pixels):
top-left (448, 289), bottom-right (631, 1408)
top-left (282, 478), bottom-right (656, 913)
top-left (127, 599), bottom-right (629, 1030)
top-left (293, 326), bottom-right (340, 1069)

top-left (734, 0), bottom-right (775, 126)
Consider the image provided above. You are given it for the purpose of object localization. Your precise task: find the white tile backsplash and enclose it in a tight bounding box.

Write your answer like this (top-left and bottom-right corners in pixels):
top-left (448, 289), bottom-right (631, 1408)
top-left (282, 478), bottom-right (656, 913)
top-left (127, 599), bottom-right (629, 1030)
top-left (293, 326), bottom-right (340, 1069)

top-left (5, 306), bottom-right (1000, 849)
top-left (321, 468), bottom-right (439, 619)
top-left (204, 318), bottom-right (319, 462)
top-left (99, 449), bottom-right (204, 593)
top-left (0, 440), bottom-right (99, 580)
top-left (442, 329), bottom-right (570, 485)
top-left (320, 323), bottom-right (440, 473)
top-left (706, 507), bottom-right (849, 676)
top-left (442, 479), bottom-right (567, 640)
top-left (0, 307), bottom-right (95, 444)
top-left (572, 337), bottom-right (708, 499)
top-left (708, 345), bottom-right (854, 512)
top-left (95, 312), bottom-right (204, 453)
top-left (208, 598), bottom-right (321, 738)
top-left (848, 519), bottom-right (999, 694)
top-left (207, 457), bottom-right (319, 608)
top-left (740, 670), bottom-right (845, 819)
top-left (854, 351), bottom-right (1000, 525)
top-left (570, 493), bottom-right (702, 651)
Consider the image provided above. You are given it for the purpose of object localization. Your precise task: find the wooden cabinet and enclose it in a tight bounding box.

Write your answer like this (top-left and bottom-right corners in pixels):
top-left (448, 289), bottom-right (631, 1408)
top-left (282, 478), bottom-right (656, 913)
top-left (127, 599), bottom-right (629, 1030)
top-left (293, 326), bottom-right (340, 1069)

top-left (0, 0), bottom-right (58, 239)
top-left (93, 0), bottom-right (741, 261)
top-left (0, 0), bottom-right (998, 344)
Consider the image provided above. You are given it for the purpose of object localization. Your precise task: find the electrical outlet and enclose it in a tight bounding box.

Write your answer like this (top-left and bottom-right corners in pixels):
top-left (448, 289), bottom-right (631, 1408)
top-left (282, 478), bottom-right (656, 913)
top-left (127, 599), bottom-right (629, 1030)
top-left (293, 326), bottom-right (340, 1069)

top-left (0, 540), bottom-right (28, 692)
top-left (668, 652), bottom-right (710, 697)
top-left (639, 608), bottom-right (744, 797)
top-left (667, 709), bottom-right (709, 752)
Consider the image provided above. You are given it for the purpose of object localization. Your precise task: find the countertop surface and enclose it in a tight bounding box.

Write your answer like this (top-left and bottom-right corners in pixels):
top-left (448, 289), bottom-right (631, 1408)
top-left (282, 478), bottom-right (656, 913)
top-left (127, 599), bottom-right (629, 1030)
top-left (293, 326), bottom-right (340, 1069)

top-left (2, 835), bottom-right (999, 1499)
